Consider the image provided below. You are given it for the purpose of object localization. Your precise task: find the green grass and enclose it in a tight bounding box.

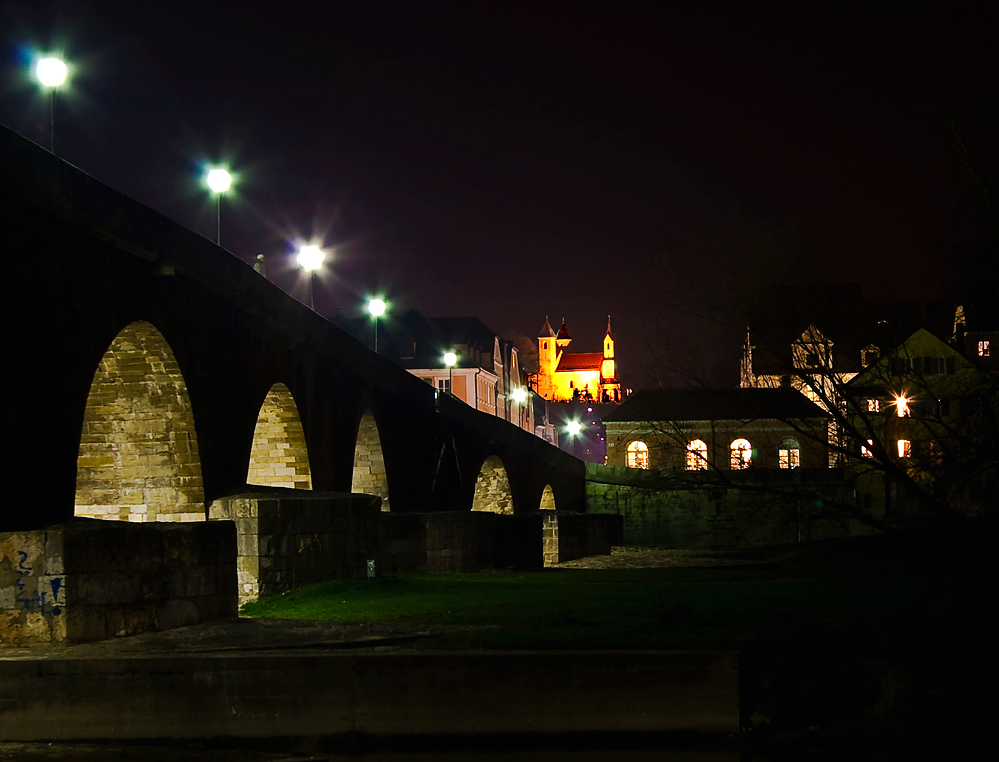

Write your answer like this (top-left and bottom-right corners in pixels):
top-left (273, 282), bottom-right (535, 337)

top-left (241, 536), bottom-right (998, 650)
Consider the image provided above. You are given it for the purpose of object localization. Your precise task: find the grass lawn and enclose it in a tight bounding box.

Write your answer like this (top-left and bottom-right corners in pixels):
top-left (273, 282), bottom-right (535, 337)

top-left (240, 532), bottom-right (998, 651)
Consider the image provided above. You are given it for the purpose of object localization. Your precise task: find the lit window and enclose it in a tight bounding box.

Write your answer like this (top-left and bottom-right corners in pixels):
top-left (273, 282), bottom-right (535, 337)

top-left (895, 396), bottom-right (910, 417)
top-left (861, 440), bottom-right (874, 458)
top-left (437, 378), bottom-right (450, 394)
top-left (626, 441), bottom-right (649, 469)
top-left (867, 399), bottom-right (880, 413)
top-left (686, 439), bottom-right (708, 470)
top-left (862, 348), bottom-right (879, 366)
top-left (980, 340), bottom-right (991, 357)
top-left (730, 438), bottom-right (752, 470)
top-left (778, 438), bottom-right (800, 469)
top-left (897, 439), bottom-right (911, 458)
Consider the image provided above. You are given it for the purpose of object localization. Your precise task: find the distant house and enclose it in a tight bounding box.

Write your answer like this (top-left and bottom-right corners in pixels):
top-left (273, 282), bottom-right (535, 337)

top-left (334, 308), bottom-right (534, 433)
top-left (603, 388), bottom-right (829, 472)
top-left (845, 327), bottom-right (997, 517)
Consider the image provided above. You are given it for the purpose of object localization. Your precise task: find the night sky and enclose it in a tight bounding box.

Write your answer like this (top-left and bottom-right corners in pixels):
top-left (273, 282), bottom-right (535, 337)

top-left (3, 1), bottom-right (995, 386)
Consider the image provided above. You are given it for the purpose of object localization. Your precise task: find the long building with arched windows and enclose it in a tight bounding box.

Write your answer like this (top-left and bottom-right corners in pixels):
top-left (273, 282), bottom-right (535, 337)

top-left (602, 388), bottom-right (829, 471)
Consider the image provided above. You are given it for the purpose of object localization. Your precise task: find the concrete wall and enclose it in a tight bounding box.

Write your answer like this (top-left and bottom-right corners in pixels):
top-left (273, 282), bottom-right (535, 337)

top-left (1, 519), bottom-right (236, 647)
top-left (209, 491), bottom-right (381, 605)
top-left (425, 513), bottom-right (545, 572)
top-left (0, 650), bottom-right (739, 739)
top-left (585, 463), bottom-right (876, 548)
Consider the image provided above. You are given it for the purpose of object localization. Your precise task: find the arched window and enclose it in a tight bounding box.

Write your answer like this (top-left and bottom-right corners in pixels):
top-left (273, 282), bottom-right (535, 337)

top-left (686, 439), bottom-right (708, 470)
top-left (626, 440), bottom-right (649, 469)
top-left (730, 439), bottom-right (752, 470)
top-left (778, 437), bottom-right (800, 469)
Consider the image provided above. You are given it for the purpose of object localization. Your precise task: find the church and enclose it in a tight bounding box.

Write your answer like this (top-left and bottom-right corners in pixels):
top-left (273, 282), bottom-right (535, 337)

top-left (533, 316), bottom-right (621, 403)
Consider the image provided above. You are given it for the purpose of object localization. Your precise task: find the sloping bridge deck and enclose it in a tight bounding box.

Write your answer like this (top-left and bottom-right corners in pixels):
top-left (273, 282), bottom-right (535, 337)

top-left (0, 124), bottom-right (584, 532)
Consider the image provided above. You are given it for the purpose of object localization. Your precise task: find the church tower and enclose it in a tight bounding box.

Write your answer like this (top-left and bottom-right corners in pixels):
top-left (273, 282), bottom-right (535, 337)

top-left (601, 315), bottom-right (616, 381)
top-left (536, 316), bottom-right (557, 400)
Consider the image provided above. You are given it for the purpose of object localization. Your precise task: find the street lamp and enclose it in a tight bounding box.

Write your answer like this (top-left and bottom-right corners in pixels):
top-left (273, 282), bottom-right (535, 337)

top-left (296, 245), bottom-right (325, 311)
top-left (367, 298), bottom-right (386, 353)
top-left (204, 167), bottom-right (232, 246)
top-left (511, 387), bottom-right (528, 429)
top-left (565, 420), bottom-right (583, 458)
top-left (443, 351), bottom-right (457, 396)
top-left (33, 56), bottom-right (68, 154)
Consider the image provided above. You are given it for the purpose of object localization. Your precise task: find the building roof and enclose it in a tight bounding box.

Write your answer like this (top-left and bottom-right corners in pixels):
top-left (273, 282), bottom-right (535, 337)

top-left (538, 316), bottom-right (556, 338)
top-left (556, 352), bottom-right (603, 372)
top-left (432, 316), bottom-right (499, 353)
top-left (556, 319), bottom-right (572, 340)
top-left (603, 388), bottom-right (829, 423)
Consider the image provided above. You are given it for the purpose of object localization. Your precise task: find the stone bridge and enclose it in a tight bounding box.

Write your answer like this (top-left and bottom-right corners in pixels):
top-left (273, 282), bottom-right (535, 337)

top-left (1, 124), bottom-right (584, 535)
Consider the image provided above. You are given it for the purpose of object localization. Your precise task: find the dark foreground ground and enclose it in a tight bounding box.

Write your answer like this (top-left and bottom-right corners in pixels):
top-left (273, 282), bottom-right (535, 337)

top-left (3, 521), bottom-right (995, 760)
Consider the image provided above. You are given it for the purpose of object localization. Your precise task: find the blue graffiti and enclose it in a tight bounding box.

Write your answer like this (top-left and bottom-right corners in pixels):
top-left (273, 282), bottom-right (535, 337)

top-left (9, 550), bottom-right (63, 616)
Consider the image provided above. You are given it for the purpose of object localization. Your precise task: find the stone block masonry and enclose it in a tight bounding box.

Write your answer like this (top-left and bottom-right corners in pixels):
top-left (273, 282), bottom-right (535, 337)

top-left (209, 491), bottom-right (382, 605)
top-left (585, 463), bottom-right (877, 548)
top-left (425, 512), bottom-right (545, 572)
top-left (542, 512), bottom-right (623, 566)
top-left (1, 519), bottom-right (236, 647)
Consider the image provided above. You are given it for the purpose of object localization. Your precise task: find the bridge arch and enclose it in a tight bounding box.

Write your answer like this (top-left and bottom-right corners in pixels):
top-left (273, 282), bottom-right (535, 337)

top-left (471, 455), bottom-right (514, 515)
top-left (75, 320), bottom-right (205, 522)
top-left (352, 409), bottom-right (390, 511)
top-left (539, 484), bottom-right (556, 511)
top-left (247, 382), bottom-right (312, 489)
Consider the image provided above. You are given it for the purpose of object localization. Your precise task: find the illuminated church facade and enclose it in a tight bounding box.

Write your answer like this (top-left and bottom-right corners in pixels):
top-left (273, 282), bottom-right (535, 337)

top-left (533, 316), bottom-right (621, 403)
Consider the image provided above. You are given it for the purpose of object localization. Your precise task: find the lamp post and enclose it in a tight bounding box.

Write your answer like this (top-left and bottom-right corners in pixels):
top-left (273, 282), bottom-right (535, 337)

top-left (565, 420), bottom-right (583, 458)
top-left (295, 245), bottom-right (325, 311)
top-left (367, 298), bottom-right (386, 353)
top-left (443, 351), bottom-right (457, 396)
top-left (204, 167), bottom-right (232, 246)
top-left (34, 56), bottom-right (68, 154)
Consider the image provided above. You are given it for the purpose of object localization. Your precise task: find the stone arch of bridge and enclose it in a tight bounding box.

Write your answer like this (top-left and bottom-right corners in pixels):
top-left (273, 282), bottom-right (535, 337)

top-left (471, 455), bottom-right (514, 515)
top-left (539, 484), bottom-right (557, 511)
top-left (247, 382), bottom-right (312, 489)
top-left (352, 407), bottom-right (391, 511)
top-left (74, 320), bottom-right (205, 522)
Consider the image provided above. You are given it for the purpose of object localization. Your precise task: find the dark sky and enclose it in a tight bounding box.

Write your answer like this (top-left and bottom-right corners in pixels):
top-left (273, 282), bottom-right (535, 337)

top-left (2, 1), bottom-right (995, 385)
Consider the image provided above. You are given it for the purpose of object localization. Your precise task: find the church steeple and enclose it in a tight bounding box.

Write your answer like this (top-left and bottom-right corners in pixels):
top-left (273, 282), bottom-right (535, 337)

top-left (556, 317), bottom-right (572, 348)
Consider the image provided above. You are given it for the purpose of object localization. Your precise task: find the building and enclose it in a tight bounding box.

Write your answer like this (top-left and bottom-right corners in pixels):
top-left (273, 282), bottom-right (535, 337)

top-left (334, 309), bottom-right (534, 433)
top-left (845, 327), bottom-right (997, 517)
top-left (533, 316), bottom-right (621, 403)
top-left (603, 388), bottom-right (830, 472)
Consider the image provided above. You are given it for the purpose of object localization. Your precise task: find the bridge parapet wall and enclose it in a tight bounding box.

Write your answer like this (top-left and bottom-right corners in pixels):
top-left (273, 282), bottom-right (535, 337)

top-left (1, 519), bottom-right (235, 648)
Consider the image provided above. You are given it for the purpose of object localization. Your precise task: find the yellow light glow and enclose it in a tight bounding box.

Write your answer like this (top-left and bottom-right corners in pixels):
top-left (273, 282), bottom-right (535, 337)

top-left (296, 245), bottom-right (324, 271)
top-left (894, 395), bottom-right (909, 418)
top-left (897, 439), bottom-right (911, 458)
top-left (35, 57), bottom-right (67, 87)
top-left (511, 388), bottom-right (527, 404)
top-left (205, 168), bottom-right (232, 194)
top-left (367, 298), bottom-right (386, 317)
top-left (443, 352), bottom-right (457, 367)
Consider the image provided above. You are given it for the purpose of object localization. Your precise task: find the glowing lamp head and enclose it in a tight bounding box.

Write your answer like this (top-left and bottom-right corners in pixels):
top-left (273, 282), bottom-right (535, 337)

top-left (443, 351), bottom-right (458, 368)
top-left (367, 298), bottom-right (386, 317)
top-left (205, 168), bottom-right (232, 194)
top-left (511, 388), bottom-right (527, 404)
top-left (566, 421), bottom-right (582, 437)
top-left (296, 245), bottom-right (324, 271)
top-left (35, 57), bottom-right (68, 88)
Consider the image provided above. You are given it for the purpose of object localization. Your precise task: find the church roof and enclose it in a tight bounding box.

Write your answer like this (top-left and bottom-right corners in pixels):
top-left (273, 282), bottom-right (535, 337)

top-left (556, 319), bottom-right (572, 340)
top-left (605, 315), bottom-right (614, 339)
top-left (538, 316), bottom-right (556, 338)
top-left (557, 352), bottom-right (603, 372)
top-left (603, 388), bottom-right (828, 423)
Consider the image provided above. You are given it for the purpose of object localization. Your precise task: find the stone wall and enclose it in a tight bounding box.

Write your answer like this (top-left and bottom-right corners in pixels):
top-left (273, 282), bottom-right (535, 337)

top-left (352, 410), bottom-right (390, 512)
top-left (380, 512), bottom-right (427, 572)
top-left (425, 513), bottom-right (543, 572)
top-left (585, 463), bottom-right (876, 548)
top-left (1, 519), bottom-right (236, 647)
top-left (542, 512), bottom-right (622, 566)
top-left (471, 456), bottom-right (514, 514)
top-left (74, 321), bottom-right (205, 523)
top-left (247, 383), bottom-right (312, 489)
top-left (209, 491), bottom-right (382, 605)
